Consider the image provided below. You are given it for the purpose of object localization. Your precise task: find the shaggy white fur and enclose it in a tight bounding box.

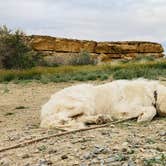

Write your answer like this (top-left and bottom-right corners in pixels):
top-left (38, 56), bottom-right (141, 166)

top-left (40, 79), bottom-right (166, 130)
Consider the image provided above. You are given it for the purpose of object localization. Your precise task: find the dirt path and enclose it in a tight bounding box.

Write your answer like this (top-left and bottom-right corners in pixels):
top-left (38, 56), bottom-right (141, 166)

top-left (0, 81), bottom-right (165, 166)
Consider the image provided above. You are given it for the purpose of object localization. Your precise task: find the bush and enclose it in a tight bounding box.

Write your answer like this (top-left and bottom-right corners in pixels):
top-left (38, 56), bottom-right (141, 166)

top-left (69, 51), bottom-right (96, 65)
top-left (0, 25), bottom-right (43, 69)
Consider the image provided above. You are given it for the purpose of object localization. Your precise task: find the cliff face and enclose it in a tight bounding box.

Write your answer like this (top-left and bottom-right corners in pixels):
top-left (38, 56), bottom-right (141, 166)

top-left (28, 35), bottom-right (164, 64)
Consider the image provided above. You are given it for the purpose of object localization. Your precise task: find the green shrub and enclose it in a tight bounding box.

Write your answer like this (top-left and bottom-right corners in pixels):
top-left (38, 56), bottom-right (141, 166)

top-left (69, 51), bottom-right (96, 65)
top-left (0, 25), bottom-right (43, 69)
top-left (0, 60), bottom-right (166, 83)
top-left (99, 74), bottom-right (109, 81)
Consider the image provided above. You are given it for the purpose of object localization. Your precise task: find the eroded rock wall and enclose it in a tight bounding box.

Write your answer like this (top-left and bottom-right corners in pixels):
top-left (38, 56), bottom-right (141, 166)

top-left (28, 35), bottom-right (164, 64)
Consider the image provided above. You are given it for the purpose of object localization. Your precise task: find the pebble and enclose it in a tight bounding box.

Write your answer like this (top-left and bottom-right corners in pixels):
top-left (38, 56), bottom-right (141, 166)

top-left (61, 154), bottom-right (68, 160)
top-left (23, 154), bottom-right (31, 159)
top-left (8, 135), bottom-right (20, 141)
top-left (93, 146), bottom-right (110, 154)
top-left (38, 159), bottom-right (52, 166)
top-left (105, 158), bottom-right (115, 163)
top-left (100, 160), bottom-right (105, 166)
top-left (159, 131), bottom-right (166, 136)
top-left (83, 153), bottom-right (92, 160)
top-left (48, 148), bottom-right (57, 154)
top-left (49, 141), bottom-right (54, 145)
top-left (160, 137), bottom-right (166, 142)
top-left (80, 145), bottom-right (86, 150)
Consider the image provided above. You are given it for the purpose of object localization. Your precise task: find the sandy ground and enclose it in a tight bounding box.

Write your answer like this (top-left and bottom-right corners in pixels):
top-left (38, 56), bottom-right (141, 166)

top-left (0, 81), bottom-right (165, 166)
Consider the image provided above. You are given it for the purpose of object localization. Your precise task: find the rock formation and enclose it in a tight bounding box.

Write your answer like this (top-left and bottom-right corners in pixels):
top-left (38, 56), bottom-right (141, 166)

top-left (28, 35), bottom-right (164, 65)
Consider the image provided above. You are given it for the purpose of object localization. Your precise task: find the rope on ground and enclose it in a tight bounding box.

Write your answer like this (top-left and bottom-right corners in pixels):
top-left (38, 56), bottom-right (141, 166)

top-left (0, 118), bottom-right (133, 153)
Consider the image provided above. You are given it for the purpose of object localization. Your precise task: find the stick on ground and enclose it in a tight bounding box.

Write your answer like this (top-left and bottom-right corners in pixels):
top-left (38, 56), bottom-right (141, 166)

top-left (0, 118), bottom-right (133, 153)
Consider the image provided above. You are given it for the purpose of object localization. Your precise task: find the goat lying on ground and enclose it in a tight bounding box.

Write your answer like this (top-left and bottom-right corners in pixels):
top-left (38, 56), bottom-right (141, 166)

top-left (40, 79), bottom-right (166, 130)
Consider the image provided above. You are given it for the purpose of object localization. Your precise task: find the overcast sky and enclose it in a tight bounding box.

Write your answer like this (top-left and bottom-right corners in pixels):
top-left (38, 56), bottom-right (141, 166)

top-left (0, 0), bottom-right (166, 50)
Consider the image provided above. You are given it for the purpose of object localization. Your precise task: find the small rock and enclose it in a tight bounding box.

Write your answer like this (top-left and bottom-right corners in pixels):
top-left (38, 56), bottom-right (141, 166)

top-left (72, 161), bottom-right (79, 165)
top-left (105, 157), bottom-right (117, 163)
top-left (48, 148), bottom-right (57, 154)
top-left (159, 131), bottom-right (166, 136)
top-left (100, 159), bottom-right (105, 165)
top-left (61, 155), bottom-right (68, 160)
top-left (49, 142), bottom-right (54, 145)
top-left (38, 159), bottom-right (52, 166)
top-left (21, 153), bottom-right (31, 159)
top-left (8, 135), bottom-right (20, 141)
top-left (80, 145), bottom-right (86, 150)
top-left (93, 148), bottom-right (102, 154)
top-left (127, 149), bottom-right (135, 154)
top-left (42, 139), bottom-right (47, 143)
top-left (160, 137), bottom-right (166, 142)
top-left (83, 153), bottom-right (92, 160)
top-left (102, 147), bottom-right (110, 154)
top-left (92, 146), bottom-right (110, 155)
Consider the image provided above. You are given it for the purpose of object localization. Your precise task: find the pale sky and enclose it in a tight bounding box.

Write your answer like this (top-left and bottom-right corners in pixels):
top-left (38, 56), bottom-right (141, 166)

top-left (0, 0), bottom-right (166, 51)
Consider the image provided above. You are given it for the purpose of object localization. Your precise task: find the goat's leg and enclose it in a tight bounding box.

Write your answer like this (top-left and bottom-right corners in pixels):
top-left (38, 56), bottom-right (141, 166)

top-left (112, 104), bottom-right (157, 122)
top-left (137, 106), bottom-right (157, 122)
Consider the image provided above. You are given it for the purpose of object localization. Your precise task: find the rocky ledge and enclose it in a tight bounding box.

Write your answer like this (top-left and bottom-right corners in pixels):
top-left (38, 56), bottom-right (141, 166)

top-left (28, 35), bottom-right (165, 64)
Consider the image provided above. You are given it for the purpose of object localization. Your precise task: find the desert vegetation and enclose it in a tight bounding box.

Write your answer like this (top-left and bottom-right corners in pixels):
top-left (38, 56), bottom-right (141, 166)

top-left (0, 60), bottom-right (166, 83)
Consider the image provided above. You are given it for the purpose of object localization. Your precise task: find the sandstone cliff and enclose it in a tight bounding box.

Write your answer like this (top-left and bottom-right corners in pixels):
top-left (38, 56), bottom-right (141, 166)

top-left (28, 35), bottom-right (164, 64)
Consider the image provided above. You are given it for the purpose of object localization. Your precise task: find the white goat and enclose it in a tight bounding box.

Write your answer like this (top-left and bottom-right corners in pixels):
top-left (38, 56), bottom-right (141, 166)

top-left (40, 79), bottom-right (166, 130)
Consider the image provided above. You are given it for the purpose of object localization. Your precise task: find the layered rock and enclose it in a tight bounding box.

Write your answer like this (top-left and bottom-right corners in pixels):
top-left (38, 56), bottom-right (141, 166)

top-left (95, 41), bottom-right (163, 54)
top-left (30, 35), bottom-right (97, 53)
top-left (28, 35), bottom-right (164, 64)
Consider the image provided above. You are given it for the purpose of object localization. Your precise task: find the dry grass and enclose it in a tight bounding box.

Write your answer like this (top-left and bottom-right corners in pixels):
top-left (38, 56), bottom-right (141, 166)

top-left (0, 60), bottom-right (166, 83)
